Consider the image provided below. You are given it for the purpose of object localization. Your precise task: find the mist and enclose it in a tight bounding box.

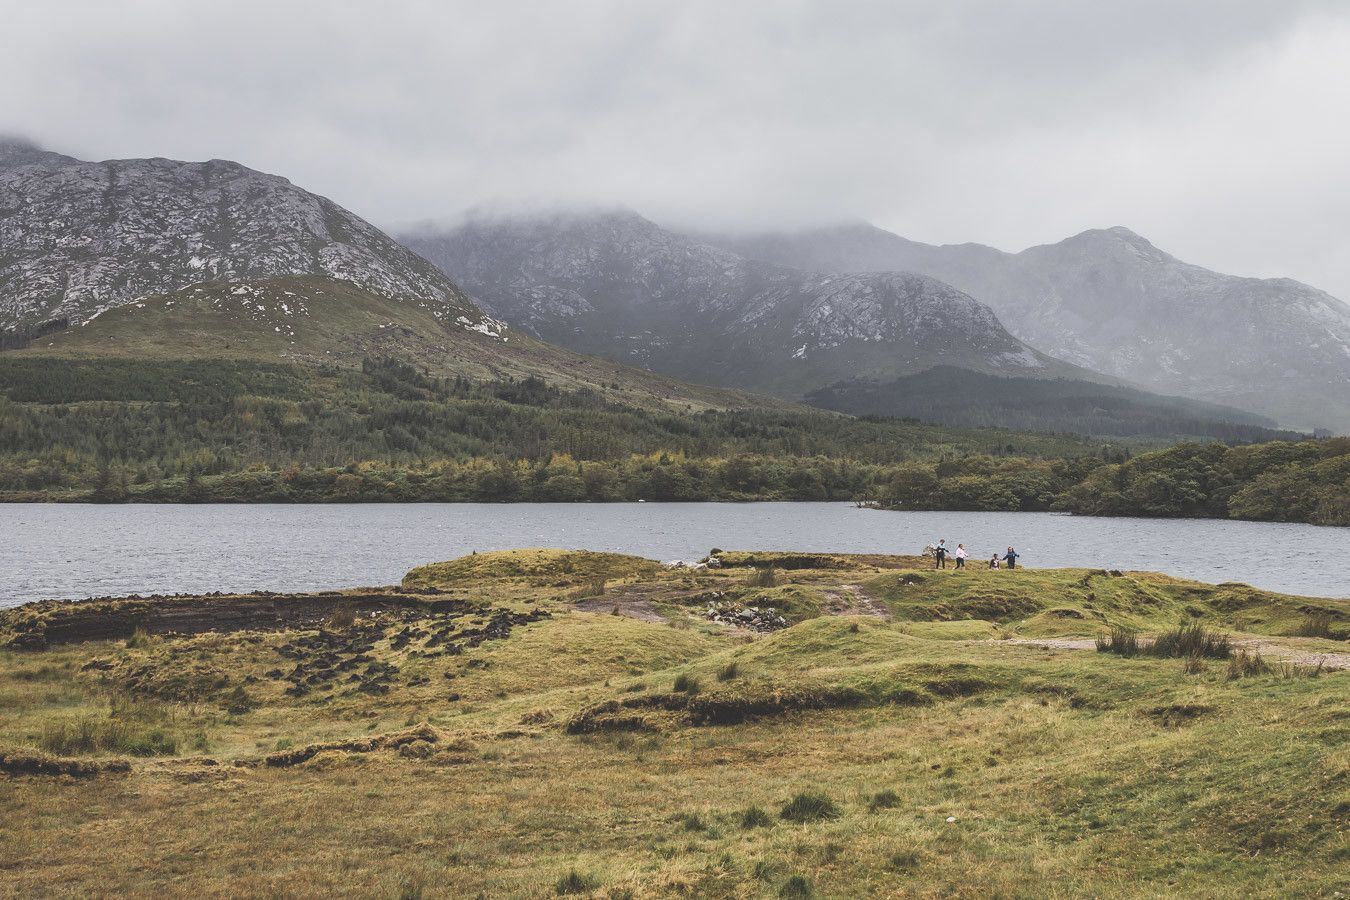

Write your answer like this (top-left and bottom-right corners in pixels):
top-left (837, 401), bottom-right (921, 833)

top-left (4, 0), bottom-right (1349, 296)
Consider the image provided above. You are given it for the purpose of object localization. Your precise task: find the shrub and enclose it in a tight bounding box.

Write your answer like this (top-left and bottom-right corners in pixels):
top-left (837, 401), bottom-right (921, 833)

top-left (1096, 628), bottom-right (1139, 656)
top-left (672, 673), bottom-right (702, 694)
top-left (780, 874), bottom-right (813, 898)
top-left (554, 869), bottom-right (600, 895)
top-left (740, 805), bottom-right (772, 829)
top-left (717, 661), bottom-right (740, 682)
top-left (780, 791), bottom-right (840, 823)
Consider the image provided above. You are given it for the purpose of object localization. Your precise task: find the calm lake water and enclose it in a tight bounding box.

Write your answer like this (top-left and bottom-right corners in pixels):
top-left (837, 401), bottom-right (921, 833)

top-left (2, 503), bottom-right (1347, 607)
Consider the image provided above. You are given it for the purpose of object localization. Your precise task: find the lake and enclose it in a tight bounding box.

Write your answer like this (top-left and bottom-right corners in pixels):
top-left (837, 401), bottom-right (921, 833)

top-left (2, 503), bottom-right (1347, 608)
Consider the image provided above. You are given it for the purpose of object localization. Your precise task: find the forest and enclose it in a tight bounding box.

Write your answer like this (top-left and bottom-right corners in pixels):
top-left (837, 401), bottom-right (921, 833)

top-left (0, 356), bottom-right (1345, 524)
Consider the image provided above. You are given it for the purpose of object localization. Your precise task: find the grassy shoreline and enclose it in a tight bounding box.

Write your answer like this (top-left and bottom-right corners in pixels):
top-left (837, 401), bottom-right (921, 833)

top-left (2, 550), bottom-right (1347, 896)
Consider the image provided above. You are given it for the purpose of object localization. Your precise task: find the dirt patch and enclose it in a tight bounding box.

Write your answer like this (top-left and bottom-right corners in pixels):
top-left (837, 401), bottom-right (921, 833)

top-left (820, 584), bottom-right (890, 620)
top-left (1, 589), bottom-right (468, 649)
top-left (575, 589), bottom-right (668, 624)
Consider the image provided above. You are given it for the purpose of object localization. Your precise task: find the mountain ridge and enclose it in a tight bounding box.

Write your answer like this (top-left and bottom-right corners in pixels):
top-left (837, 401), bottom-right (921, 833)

top-left (705, 222), bottom-right (1350, 431)
top-left (400, 208), bottom-right (1088, 401)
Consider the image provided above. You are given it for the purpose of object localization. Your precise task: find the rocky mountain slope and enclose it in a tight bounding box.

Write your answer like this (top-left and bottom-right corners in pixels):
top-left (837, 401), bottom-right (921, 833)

top-left (709, 224), bottom-right (1350, 432)
top-left (401, 209), bottom-right (1083, 399)
top-left (0, 137), bottom-right (489, 334)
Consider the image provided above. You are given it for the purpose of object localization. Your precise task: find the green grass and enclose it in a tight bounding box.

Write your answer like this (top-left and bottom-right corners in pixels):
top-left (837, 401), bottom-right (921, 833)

top-left (0, 550), bottom-right (1345, 896)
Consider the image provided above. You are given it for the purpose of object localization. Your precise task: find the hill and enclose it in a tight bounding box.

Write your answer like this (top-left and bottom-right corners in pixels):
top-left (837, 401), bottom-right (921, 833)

top-left (1, 550), bottom-right (1345, 895)
top-left (808, 366), bottom-right (1296, 442)
top-left (708, 223), bottom-right (1350, 432)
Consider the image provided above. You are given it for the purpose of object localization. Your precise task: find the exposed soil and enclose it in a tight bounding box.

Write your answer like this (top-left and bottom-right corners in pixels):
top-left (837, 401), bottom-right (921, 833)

top-left (575, 584), bottom-right (670, 623)
top-left (1, 588), bottom-right (464, 649)
top-left (820, 584), bottom-right (891, 619)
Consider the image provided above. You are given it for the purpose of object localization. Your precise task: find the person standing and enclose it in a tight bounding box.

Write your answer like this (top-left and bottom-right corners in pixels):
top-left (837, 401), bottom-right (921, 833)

top-left (934, 539), bottom-right (949, 569)
top-left (954, 543), bottom-right (967, 570)
top-left (1002, 547), bottom-right (1019, 570)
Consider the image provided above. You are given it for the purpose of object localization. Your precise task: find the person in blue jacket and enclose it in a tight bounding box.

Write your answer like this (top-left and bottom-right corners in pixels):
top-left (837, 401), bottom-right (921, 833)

top-left (1002, 547), bottom-right (1019, 569)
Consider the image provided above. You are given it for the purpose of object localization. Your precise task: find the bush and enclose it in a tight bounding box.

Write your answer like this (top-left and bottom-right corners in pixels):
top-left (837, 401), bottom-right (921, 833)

top-left (780, 791), bottom-right (840, 823)
top-left (554, 869), bottom-right (600, 895)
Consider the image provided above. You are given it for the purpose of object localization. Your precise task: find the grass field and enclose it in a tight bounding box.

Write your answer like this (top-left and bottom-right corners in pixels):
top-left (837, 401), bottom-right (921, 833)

top-left (1, 551), bottom-right (1346, 897)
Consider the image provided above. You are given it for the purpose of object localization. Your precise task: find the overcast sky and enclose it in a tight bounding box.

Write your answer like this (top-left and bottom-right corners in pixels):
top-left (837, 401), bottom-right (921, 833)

top-left (5, 1), bottom-right (1350, 299)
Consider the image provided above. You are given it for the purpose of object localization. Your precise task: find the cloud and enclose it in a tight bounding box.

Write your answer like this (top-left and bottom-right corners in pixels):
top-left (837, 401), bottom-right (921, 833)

top-left (3, 0), bottom-right (1349, 298)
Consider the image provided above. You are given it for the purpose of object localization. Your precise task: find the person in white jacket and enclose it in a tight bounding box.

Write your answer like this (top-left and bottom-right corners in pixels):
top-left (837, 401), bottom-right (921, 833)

top-left (954, 543), bottom-right (967, 570)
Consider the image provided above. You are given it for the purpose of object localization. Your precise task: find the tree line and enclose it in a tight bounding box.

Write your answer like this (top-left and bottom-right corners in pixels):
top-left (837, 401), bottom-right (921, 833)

top-left (0, 356), bottom-right (1343, 525)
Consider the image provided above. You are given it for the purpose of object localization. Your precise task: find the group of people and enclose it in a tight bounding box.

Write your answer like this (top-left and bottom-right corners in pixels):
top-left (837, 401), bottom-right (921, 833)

top-left (931, 539), bottom-right (1019, 571)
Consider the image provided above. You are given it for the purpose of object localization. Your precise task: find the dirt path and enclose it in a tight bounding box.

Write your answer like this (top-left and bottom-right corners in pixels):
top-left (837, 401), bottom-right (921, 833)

top-left (821, 584), bottom-right (891, 620)
top-left (1000, 637), bottom-right (1350, 671)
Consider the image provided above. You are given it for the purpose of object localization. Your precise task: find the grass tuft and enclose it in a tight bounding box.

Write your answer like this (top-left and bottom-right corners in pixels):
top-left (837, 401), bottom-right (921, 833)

top-left (1096, 628), bottom-right (1139, 656)
top-left (868, 789), bottom-right (901, 811)
top-left (740, 805), bottom-right (773, 829)
top-left (780, 791), bottom-right (840, 824)
top-left (554, 869), bottom-right (600, 895)
top-left (779, 874), bottom-right (814, 898)
top-left (717, 661), bottom-right (740, 682)
top-left (749, 565), bottom-right (778, 588)
top-left (672, 673), bottom-right (702, 694)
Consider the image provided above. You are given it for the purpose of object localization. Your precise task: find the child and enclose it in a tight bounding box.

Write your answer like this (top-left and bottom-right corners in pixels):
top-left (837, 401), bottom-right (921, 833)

top-left (989, 553), bottom-right (1000, 569)
top-left (954, 543), bottom-right (967, 569)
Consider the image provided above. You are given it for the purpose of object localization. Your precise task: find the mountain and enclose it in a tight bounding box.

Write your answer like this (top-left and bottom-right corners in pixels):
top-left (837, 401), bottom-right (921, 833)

top-left (0, 141), bottom-right (778, 412)
top-left (401, 209), bottom-right (1084, 400)
top-left (401, 210), bottom-right (1298, 439)
top-left (707, 223), bottom-right (1350, 432)
top-left (0, 136), bottom-right (489, 334)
